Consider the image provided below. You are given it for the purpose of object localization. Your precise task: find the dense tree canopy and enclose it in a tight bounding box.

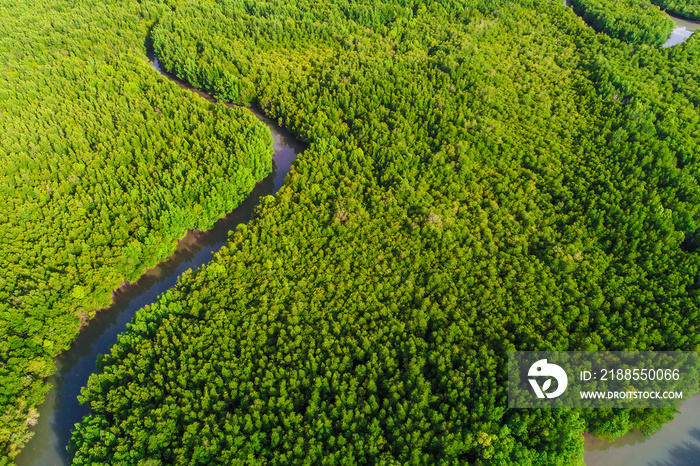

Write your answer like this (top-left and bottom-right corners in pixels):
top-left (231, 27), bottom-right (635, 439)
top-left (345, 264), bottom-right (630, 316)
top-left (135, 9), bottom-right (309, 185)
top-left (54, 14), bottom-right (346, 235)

top-left (650, 0), bottom-right (700, 21)
top-left (0, 0), bottom-right (272, 462)
top-left (570, 0), bottom-right (674, 46)
top-left (65, 0), bottom-right (700, 464)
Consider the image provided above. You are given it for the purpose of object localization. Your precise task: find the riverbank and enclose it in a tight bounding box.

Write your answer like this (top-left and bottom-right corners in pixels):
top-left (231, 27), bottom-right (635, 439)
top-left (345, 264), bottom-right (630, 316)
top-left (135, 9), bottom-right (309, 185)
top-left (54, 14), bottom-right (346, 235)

top-left (584, 395), bottom-right (700, 465)
top-left (14, 54), bottom-right (305, 466)
top-left (663, 11), bottom-right (700, 47)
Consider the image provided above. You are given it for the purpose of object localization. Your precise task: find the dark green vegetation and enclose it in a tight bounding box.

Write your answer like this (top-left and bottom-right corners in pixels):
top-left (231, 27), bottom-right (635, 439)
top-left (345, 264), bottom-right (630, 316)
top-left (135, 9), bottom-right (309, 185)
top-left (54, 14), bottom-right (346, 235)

top-left (651, 0), bottom-right (700, 21)
top-left (0, 0), bottom-right (273, 462)
top-left (66, 0), bottom-right (700, 464)
top-left (570, 0), bottom-right (674, 45)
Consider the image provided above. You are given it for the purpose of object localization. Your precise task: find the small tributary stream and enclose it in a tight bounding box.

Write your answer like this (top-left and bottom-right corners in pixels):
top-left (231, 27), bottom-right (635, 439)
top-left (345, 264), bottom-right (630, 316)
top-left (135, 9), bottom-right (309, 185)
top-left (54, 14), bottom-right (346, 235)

top-left (14, 19), bottom-right (700, 466)
top-left (14, 56), bottom-right (305, 466)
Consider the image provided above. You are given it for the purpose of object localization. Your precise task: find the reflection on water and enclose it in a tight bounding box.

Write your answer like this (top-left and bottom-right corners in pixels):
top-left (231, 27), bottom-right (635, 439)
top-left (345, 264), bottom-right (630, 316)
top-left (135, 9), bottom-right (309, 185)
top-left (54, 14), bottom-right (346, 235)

top-left (663, 13), bottom-right (700, 47)
top-left (14, 56), bottom-right (305, 466)
top-left (554, 6), bottom-right (699, 466)
top-left (664, 27), bottom-right (695, 47)
top-left (584, 395), bottom-right (700, 466)
top-left (563, 0), bottom-right (699, 47)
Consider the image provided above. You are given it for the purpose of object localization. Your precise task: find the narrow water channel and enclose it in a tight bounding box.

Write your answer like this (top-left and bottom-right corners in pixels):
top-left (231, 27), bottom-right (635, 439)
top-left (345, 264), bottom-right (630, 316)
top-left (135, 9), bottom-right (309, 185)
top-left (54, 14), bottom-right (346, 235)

top-left (13, 22), bottom-right (700, 466)
top-left (571, 7), bottom-right (700, 466)
top-left (14, 56), bottom-right (305, 466)
top-left (663, 12), bottom-right (700, 48)
top-left (564, 0), bottom-right (700, 47)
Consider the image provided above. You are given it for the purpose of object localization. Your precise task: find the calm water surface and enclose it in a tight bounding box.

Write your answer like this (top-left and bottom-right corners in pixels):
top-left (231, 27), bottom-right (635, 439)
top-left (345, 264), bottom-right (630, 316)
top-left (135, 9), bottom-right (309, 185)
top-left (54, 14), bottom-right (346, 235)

top-left (15, 19), bottom-right (700, 466)
top-left (663, 13), bottom-right (700, 48)
top-left (565, 0), bottom-right (699, 47)
top-left (577, 8), bottom-right (700, 466)
top-left (14, 57), bottom-right (305, 466)
top-left (584, 395), bottom-right (700, 466)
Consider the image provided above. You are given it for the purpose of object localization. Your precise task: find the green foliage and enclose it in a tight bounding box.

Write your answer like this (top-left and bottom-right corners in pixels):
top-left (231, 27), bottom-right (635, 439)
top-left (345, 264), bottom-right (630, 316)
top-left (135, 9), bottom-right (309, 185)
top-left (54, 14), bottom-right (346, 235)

top-left (651, 0), bottom-right (700, 21)
top-left (68, 0), bottom-right (700, 464)
top-left (571, 0), bottom-right (674, 45)
top-left (0, 0), bottom-right (272, 461)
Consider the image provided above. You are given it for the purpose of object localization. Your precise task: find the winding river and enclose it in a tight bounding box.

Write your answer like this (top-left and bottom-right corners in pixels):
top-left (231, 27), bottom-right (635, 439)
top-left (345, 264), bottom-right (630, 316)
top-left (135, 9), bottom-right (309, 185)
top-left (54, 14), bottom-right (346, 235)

top-left (14, 56), bottom-right (305, 466)
top-left (12, 25), bottom-right (700, 466)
